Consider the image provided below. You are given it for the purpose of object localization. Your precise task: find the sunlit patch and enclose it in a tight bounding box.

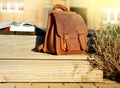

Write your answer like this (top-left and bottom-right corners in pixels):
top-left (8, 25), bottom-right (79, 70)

top-left (102, 7), bottom-right (120, 24)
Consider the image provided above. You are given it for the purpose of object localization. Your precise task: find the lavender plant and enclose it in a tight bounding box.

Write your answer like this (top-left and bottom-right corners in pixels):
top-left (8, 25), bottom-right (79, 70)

top-left (89, 24), bottom-right (120, 81)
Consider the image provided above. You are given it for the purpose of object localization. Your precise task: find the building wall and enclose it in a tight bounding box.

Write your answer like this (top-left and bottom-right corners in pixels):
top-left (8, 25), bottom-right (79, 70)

top-left (0, 0), bottom-right (120, 29)
top-left (0, 0), bottom-right (102, 29)
top-left (70, 0), bottom-right (100, 29)
top-left (0, 0), bottom-right (70, 28)
top-left (70, 0), bottom-right (120, 29)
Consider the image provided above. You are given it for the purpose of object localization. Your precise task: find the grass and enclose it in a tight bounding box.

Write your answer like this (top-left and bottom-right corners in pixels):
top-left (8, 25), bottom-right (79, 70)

top-left (88, 24), bottom-right (120, 82)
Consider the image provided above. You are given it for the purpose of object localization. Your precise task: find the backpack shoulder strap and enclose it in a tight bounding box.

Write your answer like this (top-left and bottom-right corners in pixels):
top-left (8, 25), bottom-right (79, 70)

top-left (37, 44), bottom-right (43, 52)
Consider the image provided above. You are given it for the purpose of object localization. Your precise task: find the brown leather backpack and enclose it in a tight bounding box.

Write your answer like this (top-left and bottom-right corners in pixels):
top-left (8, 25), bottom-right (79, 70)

top-left (37, 4), bottom-right (88, 55)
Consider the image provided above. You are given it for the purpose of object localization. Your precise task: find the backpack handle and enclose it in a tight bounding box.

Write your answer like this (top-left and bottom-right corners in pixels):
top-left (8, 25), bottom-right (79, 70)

top-left (53, 4), bottom-right (68, 11)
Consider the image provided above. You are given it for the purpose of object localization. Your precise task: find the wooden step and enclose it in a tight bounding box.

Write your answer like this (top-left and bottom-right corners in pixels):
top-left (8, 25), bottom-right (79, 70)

top-left (0, 59), bottom-right (103, 82)
top-left (0, 35), bottom-right (103, 82)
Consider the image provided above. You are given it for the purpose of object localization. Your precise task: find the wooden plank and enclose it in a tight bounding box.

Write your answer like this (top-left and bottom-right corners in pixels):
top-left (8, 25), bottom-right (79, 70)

top-left (0, 53), bottom-right (90, 60)
top-left (0, 35), bottom-right (90, 60)
top-left (0, 34), bottom-right (103, 83)
top-left (0, 83), bottom-right (96, 88)
top-left (95, 79), bottom-right (120, 88)
top-left (0, 83), bottom-right (89, 88)
top-left (0, 83), bottom-right (48, 88)
top-left (0, 60), bottom-right (103, 82)
top-left (95, 83), bottom-right (120, 88)
top-left (95, 84), bottom-right (120, 88)
top-left (0, 82), bottom-right (120, 88)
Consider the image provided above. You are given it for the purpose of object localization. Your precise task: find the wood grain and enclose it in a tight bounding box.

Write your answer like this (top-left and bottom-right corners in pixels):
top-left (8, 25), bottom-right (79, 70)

top-left (0, 60), bottom-right (103, 82)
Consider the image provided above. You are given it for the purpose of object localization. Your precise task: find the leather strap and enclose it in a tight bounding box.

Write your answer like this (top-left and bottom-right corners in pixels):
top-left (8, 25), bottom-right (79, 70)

top-left (37, 44), bottom-right (43, 52)
top-left (63, 33), bottom-right (71, 52)
top-left (53, 4), bottom-right (68, 11)
top-left (78, 33), bottom-right (87, 51)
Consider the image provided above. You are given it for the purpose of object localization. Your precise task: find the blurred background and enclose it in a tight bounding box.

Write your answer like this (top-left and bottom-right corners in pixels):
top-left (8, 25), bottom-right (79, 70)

top-left (0, 0), bottom-right (120, 30)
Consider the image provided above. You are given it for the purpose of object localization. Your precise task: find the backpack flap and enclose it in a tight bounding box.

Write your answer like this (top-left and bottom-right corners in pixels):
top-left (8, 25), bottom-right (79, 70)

top-left (54, 12), bottom-right (88, 54)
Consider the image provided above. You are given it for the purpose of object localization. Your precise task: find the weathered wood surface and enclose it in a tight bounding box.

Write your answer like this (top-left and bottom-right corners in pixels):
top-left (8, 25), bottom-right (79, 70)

top-left (0, 79), bottom-right (120, 88)
top-left (0, 35), bottom-right (103, 82)
top-left (0, 59), bottom-right (103, 82)
top-left (0, 35), bottom-right (90, 60)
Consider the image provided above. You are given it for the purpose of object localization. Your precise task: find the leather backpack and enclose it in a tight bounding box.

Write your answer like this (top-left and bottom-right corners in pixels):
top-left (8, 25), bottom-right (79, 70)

top-left (37, 4), bottom-right (88, 55)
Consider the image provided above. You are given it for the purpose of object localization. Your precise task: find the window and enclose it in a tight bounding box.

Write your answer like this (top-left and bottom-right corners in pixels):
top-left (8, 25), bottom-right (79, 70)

top-left (2, 2), bottom-right (7, 11)
top-left (0, 2), bottom-right (24, 13)
top-left (102, 7), bottom-right (120, 24)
